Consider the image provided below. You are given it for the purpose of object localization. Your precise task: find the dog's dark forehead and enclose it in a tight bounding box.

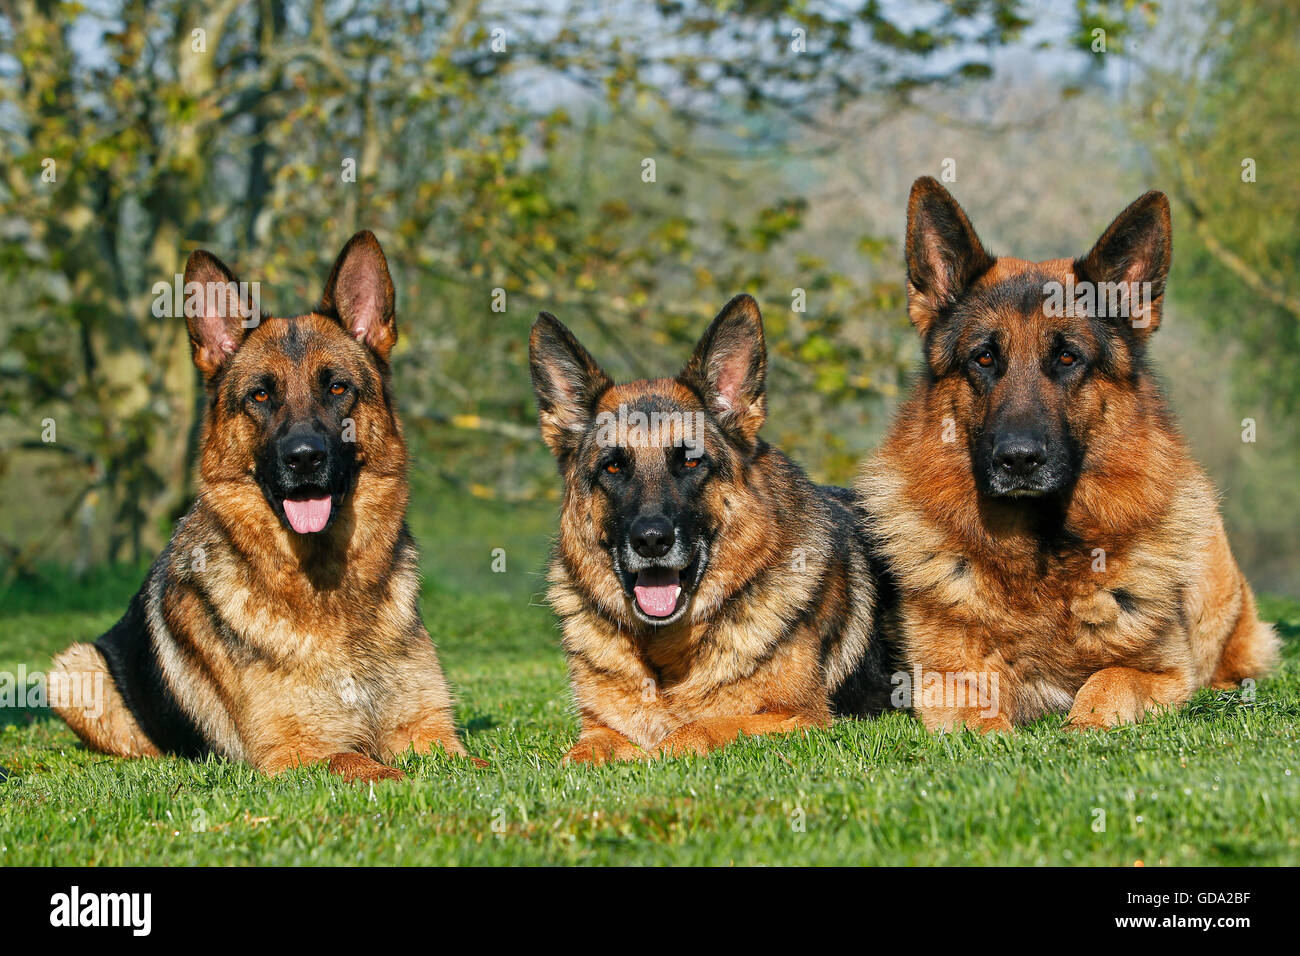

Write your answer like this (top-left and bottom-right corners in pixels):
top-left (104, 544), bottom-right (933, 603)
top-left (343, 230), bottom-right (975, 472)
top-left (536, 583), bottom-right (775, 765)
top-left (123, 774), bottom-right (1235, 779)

top-left (963, 268), bottom-right (1056, 318)
top-left (596, 378), bottom-right (704, 415)
top-left (234, 315), bottom-right (357, 371)
top-left (582, 376), bottom-right (730, 464)
top-left (217, 315), bottom-right (379, 414)
top-left (266, 314), bottom-right (354, 355)
top-left (272, 317), bottom-right (308, 362)
top-left (948, 262), bottom-right (1110, 341)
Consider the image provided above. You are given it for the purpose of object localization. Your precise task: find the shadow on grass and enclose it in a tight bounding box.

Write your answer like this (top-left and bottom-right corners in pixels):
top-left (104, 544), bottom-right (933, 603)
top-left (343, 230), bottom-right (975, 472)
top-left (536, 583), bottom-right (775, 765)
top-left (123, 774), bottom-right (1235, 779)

top-left (464, 715), bottom-right (497, 734)
top-left (1, 703), bottom-right (57, 729)
top-left (0, 561), bottom-right (148, 617)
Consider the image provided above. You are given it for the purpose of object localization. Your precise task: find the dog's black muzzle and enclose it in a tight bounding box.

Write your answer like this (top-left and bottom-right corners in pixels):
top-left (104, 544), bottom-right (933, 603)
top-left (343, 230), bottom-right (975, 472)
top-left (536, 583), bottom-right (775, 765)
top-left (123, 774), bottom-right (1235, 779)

top-left (974, 427), bottom-right (1074, 499)
top-left (256, 425), bottom-right (357, 533)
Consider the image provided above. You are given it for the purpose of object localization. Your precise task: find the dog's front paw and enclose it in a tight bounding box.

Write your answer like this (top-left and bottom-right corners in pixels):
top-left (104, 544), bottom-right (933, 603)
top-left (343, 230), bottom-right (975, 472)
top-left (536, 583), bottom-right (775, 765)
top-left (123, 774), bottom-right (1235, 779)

top-left (1064, 701), bottom-right (1135, 731)
top-left (1065, 666), bottom-right (1186, 731)
top-left (327, 752), bottom-right (407, 783)
top-left (1063, 712), bottom-right (1114, 732)
top-left (922, 708), bottom-right (1013, 735)
top-left (960, 713), bottom-right (1013, 735)
top-left (653, 724), bottom-right (716, 758)
top-left (562, 729), bottom-right (646, 766)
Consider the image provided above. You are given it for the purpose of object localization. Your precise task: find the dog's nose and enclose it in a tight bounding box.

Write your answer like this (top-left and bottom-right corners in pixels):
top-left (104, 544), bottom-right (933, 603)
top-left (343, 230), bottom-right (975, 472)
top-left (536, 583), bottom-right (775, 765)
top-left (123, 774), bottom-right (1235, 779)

top-left (631, 515), bottom-right (675, 559)
top-left (282, 435), bottom-right (327, 475)
top-left (994, 436), bottom-right (1047, 477)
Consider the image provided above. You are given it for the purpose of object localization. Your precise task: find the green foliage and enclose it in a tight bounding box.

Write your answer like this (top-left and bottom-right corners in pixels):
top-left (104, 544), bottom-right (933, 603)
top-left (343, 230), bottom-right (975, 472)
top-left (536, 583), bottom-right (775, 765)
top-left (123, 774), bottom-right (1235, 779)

top-left (1115, 0), bottom-right (1300, 594)
top-left (1140, 0), bottom-right (1300, 418)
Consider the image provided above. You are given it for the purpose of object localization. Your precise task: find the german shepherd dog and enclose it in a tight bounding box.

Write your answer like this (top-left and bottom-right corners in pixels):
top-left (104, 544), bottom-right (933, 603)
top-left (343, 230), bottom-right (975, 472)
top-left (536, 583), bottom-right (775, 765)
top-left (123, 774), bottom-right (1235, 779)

top-left (857, 177), bottom-right (1279, 732)
top-left (49, 232), bottom-right (474, 782)
top-left (529, 295), bottom-right (897, 763)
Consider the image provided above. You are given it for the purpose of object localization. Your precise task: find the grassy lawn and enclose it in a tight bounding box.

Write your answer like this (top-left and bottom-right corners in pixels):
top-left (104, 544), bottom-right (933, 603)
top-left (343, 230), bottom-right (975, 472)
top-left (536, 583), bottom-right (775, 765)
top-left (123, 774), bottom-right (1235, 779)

top-left (2, 486), bottom-right (1297, 866)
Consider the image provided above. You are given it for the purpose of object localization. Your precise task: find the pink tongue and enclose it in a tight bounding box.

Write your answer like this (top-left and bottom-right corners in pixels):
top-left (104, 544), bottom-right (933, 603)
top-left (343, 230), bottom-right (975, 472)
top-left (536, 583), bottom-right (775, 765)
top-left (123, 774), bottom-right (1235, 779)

top-left (634, 568), bottom-right (681, 618)
top-left (282, 496), bottom-right (332, 534)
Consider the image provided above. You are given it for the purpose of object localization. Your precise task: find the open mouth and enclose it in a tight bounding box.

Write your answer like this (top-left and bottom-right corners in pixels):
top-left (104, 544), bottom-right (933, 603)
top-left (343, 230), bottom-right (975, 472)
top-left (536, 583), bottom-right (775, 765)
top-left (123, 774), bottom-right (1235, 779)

top-left (282, 495), bottom-right (333, 534)
top-left (623, 546), bottom-right (705, 625)
top-left (633, 566), bottom-right (682, 618)
top-left (256, 443), bottom-right (358, 537)
top-left (272, 486), bottom-right (344, 535)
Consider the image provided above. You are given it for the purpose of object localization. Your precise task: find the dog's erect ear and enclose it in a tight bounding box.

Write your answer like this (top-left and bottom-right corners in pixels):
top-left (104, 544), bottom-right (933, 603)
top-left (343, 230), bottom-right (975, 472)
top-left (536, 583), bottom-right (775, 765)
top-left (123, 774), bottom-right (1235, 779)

top-left (183, 250), bottom-right (256, 382)
top-left (529, 312), bottom-right (613, 458)
top-left (1076, 191), bottom-right (1172, 340)
top-left (680, 294), bottom-right (767, 445)
top-left (321, 230), bottom-right (397, 361)
top-left (904, 177), bottom-right (994, 337)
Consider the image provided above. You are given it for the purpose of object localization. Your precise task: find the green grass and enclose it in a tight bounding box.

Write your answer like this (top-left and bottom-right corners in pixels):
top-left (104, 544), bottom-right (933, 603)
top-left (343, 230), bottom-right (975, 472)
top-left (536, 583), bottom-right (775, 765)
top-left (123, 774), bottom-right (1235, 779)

top-left (2, 490), bottom-right (1298, 865)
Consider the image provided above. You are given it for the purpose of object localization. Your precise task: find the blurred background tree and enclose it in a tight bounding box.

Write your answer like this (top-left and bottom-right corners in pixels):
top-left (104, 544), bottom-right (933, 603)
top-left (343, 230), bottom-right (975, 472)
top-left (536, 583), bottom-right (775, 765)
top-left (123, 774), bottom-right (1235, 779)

top-left (0, 0), bottom-right (1295, 596)
top-left (1135, 0), bottom-right (1300, 591)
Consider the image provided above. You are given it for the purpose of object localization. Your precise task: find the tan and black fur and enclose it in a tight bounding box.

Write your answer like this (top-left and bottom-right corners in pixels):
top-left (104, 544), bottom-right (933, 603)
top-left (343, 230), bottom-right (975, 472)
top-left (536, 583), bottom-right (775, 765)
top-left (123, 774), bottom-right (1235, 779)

top-left (49, 232), bottom-right (475, 782)
top-left (530, 295), bottom-right (898, 763)
top-left (857, 177), bottom-right (1279, 732)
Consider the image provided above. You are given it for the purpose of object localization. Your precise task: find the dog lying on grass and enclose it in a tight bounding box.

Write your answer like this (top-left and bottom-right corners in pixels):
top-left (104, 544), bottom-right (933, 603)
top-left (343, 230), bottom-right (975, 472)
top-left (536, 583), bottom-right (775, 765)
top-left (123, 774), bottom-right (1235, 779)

top-left (50, 232), bottom-right (478, 782)
top-left (530, 295), bottom-right (899, 762)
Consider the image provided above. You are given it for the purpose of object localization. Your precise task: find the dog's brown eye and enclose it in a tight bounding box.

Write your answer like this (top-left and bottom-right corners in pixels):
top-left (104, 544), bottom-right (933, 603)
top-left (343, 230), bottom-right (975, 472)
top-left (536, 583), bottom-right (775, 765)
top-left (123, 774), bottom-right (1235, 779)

top-left (329, 382), bottom-right (347, 396)
top-left (975, 351), bottom-right (994, 368)
top-left (605, 462), bottom-right (620, 475)
top-left (252, 389), bottom-right (269, 403)
top-left (683, 458), bottom-right (699, 469)
top-left (1059, 351), bottom-right (1077, 366)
